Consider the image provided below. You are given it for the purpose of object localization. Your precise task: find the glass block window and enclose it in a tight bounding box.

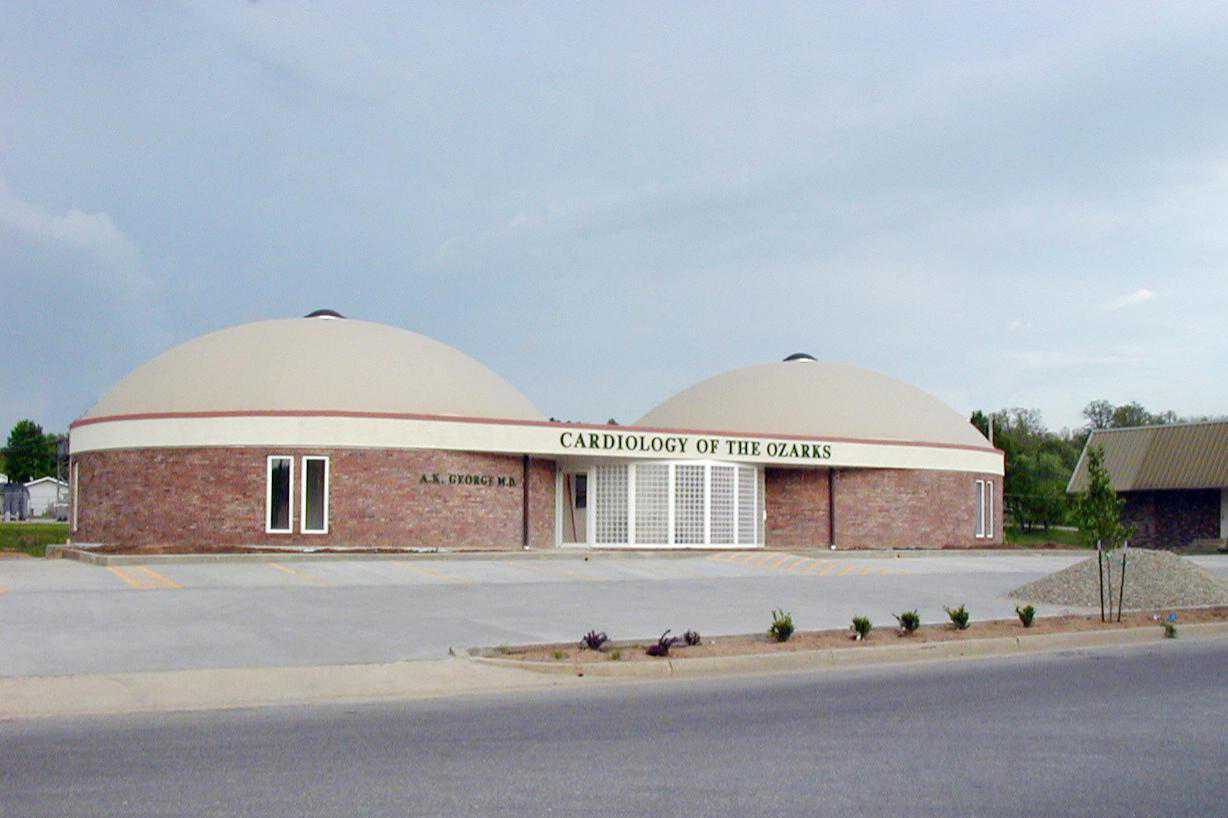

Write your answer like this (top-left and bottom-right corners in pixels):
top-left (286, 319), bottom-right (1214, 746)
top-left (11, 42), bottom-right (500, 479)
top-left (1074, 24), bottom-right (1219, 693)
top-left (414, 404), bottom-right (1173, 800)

top-left (594, 464), bottom-right (629, 544)
top-left (709, 465), bottom-right (735, 544)
top-left (634, 463), bottom-right (670, 545)
top-left (673, 464), bottom-right (705, 545)
top-left (737, 466), bottom-right (757, 544)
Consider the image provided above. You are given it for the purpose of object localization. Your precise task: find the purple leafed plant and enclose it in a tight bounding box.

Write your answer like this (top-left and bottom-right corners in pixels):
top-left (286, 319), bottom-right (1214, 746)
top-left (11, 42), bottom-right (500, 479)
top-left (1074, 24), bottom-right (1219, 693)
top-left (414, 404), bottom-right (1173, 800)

top-left (581, 630), bottom-right (609, 651)
top-left (683, 629), bottom-right (701, 646)
top-left (645, 630), bottom-right (678, 657)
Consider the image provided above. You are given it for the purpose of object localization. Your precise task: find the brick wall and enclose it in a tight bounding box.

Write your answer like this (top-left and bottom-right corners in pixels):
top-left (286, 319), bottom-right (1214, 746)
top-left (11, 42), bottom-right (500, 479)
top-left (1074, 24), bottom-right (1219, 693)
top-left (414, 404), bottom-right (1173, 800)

top-left (72, 447), bottom-right (557, 550)
top-left (1121, 489), bottom-right (1220, 549)
top-left (765, 467), bottom-right (1004, 549)
top-left (765, 468), bottom-right (831, 547)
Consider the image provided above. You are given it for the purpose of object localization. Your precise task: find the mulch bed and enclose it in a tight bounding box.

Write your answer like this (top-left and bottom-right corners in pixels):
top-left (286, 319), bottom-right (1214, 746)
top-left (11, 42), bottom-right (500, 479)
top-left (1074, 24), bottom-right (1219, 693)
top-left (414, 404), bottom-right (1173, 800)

top-left (502, 607), bottom-right (1228, 664)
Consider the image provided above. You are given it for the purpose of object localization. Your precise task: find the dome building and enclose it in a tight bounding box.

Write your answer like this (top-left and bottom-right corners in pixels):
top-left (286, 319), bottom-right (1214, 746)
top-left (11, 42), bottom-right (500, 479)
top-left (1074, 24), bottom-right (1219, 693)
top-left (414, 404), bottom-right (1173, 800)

top-left (68, 318), bottom-right (1003, 551)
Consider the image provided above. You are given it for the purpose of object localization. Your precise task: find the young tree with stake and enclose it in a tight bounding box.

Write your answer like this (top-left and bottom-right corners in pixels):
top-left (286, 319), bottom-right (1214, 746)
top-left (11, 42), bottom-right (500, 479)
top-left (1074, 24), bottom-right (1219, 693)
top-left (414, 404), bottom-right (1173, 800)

top-left (1072, 447), bottom-right (1134, 621)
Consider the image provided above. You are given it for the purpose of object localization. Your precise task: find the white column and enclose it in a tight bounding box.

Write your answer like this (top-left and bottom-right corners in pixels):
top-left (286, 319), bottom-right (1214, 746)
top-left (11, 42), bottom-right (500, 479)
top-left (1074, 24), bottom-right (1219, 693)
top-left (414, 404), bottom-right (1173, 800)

top-left (586, 467), bottom-right (596, 546)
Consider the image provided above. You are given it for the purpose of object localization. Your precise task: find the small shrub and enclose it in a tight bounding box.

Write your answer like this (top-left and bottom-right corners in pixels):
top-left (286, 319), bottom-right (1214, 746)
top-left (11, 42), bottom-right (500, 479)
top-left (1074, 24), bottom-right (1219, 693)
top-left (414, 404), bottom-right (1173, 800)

top-left (768, 609), bottom-right (795, 643)
top-left (1015, 605), bottom-right (1036, 628)
top-left (944, 604), bottom-right (970, 630)
top-left (894, 610), bottom-right (920, 634)
top-left (494, 644), bottom-right (511, 655)
top-left (609, 649), bottom-right (622, 661)
top-left (1163, 622), bottom-right (1178, 639)
top-left (552, 649), bottom-right (567, 660)
top-left (683, 629), bottom-right (701, 646)
top-left (851, 616), bottom-right (872, 640)
top-left (645, 630), bottom-right (678, 657)
top-left (581, 630), bottom-right (609, 650)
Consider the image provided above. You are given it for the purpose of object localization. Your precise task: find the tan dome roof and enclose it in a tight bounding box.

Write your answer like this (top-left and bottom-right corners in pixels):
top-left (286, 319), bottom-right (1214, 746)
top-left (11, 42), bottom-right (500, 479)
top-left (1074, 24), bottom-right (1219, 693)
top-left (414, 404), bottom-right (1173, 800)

top-left (83, 317), bottom-right (544, 421)
top-left (636, 360), bottom-right (990, 448)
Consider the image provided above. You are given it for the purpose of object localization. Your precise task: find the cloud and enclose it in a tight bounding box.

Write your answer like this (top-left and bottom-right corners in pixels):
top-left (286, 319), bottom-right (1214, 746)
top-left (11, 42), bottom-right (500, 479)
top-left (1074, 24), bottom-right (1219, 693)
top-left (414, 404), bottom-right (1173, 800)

top-left (1103, 288), bottom-right (1155, 311)
top-left (184, 1), bottom-right (406, 103)
top-left (0, 177), bottom-right (142, 277)
top-left (1007, 348), bottom-right (1146, 370)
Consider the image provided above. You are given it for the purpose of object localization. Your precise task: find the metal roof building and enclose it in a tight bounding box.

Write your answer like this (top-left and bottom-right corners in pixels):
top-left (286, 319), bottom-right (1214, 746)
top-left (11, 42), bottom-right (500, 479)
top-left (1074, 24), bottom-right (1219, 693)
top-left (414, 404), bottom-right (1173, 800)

top-left (1069, 421), bottom-right (1228, 549)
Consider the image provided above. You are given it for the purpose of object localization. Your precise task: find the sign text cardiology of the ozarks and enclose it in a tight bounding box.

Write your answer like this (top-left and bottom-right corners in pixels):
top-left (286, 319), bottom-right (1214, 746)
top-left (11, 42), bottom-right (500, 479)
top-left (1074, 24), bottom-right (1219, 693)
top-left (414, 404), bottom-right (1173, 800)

top-left (559, 430), bottom-right (833, 461)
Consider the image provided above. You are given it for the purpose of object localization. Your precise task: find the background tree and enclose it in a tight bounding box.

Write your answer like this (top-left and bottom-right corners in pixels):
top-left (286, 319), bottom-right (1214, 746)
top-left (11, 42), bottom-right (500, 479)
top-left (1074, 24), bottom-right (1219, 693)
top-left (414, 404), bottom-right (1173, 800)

top-left (2, 420), bottom-right (57, 483)
top-left (971, 399), bottom-right (1203, 535)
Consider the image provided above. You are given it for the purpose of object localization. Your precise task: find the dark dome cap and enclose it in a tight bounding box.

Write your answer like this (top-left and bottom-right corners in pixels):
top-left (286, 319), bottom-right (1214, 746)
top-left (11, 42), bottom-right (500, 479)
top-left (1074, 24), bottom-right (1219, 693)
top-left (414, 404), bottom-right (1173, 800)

top-left (783, 352), bottom-right (817, 362)
top-left (305, 309), bottom-right (345, 319)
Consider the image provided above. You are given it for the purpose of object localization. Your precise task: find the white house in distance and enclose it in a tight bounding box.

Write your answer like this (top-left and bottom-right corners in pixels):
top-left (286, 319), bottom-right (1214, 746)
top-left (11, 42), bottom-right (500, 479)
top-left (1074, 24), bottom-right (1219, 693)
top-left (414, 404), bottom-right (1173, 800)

top-left (26, 477), bottom-right (68, 518)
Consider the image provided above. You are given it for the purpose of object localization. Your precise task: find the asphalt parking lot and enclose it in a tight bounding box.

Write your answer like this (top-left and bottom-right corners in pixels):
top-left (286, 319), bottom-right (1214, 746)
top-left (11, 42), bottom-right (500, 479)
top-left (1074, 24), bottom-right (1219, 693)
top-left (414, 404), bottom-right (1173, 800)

top-left (3, 551), bottom-right (1226, 678)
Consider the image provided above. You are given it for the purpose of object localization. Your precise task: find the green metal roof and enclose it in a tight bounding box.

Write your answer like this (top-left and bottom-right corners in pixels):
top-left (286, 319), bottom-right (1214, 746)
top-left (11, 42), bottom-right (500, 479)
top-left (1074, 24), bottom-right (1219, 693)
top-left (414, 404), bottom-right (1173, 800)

top-left (1067, 421), bottom-right (1228, 493)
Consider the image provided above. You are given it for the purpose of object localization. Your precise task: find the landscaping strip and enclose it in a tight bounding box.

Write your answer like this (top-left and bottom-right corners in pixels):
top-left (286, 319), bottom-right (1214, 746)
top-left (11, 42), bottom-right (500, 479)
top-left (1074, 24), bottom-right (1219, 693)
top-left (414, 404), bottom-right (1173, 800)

top-left (469, 615), bottom-right (1228, 678)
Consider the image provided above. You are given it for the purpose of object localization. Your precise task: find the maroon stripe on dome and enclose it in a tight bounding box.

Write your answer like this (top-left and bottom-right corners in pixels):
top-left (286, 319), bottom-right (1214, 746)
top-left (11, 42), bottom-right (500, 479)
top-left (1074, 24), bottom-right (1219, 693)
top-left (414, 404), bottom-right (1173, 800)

top-left (71, 409), bottom-right (1004, 456)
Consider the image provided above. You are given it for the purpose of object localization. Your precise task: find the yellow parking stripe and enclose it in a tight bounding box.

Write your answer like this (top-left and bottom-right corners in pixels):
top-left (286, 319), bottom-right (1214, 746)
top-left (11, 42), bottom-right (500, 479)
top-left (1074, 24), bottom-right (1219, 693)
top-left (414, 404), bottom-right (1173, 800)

top-left (818, 562), bottom-right (838, 576)
top-left (837, 563), bottom-right (857, 576)
top-left (266, 562), bottom-right (332, 586)
top-left (135, 566), bottom-right (183, 589)
top-left (859, 565), bottom-right (874, 576)
top-left (397, 562), bottom-right (472, 585)
top-left (787, 558), bottom-right (813, 573)
top-left (107, 566), bottom-right (153, 589)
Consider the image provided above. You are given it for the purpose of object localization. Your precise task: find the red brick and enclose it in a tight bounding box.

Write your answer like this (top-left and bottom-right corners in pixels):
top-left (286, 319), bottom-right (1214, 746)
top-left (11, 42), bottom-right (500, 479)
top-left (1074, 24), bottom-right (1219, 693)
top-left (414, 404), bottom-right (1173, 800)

top-left (765, 467), bottom-right (1003, 549)
top-left (72, 448), bottom-right (556, 550)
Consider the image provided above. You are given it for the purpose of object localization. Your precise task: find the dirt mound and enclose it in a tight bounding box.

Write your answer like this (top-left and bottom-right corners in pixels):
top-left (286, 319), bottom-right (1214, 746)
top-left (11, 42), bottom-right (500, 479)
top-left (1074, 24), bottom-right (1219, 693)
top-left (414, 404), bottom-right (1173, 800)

top-left (1009, 549), bottom-right (1228, 610)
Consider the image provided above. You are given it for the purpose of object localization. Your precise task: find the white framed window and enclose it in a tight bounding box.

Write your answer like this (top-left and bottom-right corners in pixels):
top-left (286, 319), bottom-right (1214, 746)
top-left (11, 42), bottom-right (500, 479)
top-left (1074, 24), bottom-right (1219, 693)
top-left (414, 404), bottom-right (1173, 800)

top-left (985, 480), bottom-right (994, 539)
top-left (266, 456), bottom-right (294, 533)
top-left (975, 479), bottom-right (986, 538)
top-left (300, 456), bottom-right (330, 534)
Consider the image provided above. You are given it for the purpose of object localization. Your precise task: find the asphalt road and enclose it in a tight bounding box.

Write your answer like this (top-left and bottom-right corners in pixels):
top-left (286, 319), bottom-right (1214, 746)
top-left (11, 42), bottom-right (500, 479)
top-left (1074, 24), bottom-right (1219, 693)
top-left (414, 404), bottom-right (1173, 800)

top-left (3, 639), bottom-right (1225, 817)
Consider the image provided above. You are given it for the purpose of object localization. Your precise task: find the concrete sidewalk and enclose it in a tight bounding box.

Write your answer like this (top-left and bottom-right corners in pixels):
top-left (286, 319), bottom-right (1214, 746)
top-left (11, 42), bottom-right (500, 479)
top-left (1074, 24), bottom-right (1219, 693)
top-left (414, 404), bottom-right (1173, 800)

top-left (46, 544), bottom-right (1088, 566)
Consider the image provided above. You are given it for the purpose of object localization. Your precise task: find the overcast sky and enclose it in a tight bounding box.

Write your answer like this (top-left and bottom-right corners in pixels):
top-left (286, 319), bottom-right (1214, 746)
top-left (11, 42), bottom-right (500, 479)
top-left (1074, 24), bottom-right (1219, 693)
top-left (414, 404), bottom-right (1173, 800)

top-left (3, 2), bottom-right (1226, 437)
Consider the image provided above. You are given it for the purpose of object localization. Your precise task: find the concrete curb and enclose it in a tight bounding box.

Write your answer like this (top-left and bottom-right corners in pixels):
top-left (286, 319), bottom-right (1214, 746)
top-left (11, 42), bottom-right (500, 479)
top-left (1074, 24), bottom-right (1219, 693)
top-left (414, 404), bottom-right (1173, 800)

top-left (469, 622), bottom-right (1228, 678)
top-left (0, 658), bottom-right (583, 721)
top-left (44, 544), bottom-right (1087, 566)
top-left (3, 624), bottom-right (1223, 721)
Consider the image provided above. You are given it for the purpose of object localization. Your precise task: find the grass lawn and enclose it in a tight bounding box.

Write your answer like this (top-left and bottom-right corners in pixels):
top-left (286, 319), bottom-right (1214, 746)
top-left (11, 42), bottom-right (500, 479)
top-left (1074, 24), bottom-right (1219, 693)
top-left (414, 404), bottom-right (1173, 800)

top-left (0, 522), bottom-right (70, 557)
top-left (1005, 526), bottom-right (1084, 548)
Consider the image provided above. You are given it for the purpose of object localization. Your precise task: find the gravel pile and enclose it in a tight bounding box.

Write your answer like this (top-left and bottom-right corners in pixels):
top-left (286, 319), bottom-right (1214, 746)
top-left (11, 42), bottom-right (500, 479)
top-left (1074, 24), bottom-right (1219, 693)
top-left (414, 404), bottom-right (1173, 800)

top-left (1009, 549), bottom-right (1228, 610)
